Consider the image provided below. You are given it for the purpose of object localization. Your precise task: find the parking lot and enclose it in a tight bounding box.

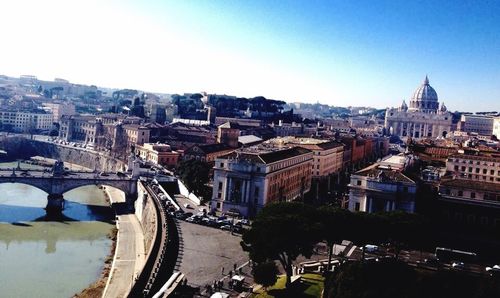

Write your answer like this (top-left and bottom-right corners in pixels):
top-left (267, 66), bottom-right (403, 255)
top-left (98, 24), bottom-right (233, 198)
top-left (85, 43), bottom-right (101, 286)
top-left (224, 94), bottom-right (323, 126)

top-left (176, 219), bottom-right (250, 289)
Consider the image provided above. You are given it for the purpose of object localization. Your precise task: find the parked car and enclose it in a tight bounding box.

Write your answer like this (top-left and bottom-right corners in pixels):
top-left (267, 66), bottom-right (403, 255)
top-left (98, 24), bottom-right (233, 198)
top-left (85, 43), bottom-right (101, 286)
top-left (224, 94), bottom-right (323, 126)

top-left (486, 265), bottom-right (500, 276)
top-left (364, 244), bottom-right (379, 253)
top-left (452, 262), bottom-right (465, 269)
top-left (220, 225), bottom-right (232, 231)
top-left (422, 258), bottom-right (439, 266)
top-left (239, 219), bottom-right (250, 225)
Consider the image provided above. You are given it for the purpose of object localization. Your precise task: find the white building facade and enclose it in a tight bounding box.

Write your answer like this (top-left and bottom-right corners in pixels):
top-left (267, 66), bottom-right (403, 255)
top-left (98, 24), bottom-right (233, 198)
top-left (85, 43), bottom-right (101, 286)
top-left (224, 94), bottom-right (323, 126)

top-left (385, 76), bottom-right (453, 139)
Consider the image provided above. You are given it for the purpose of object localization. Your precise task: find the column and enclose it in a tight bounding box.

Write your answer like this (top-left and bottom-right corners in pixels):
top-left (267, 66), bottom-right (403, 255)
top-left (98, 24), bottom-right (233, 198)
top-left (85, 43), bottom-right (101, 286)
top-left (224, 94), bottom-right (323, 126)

top-left (46, 194), bottom-right (64, 215)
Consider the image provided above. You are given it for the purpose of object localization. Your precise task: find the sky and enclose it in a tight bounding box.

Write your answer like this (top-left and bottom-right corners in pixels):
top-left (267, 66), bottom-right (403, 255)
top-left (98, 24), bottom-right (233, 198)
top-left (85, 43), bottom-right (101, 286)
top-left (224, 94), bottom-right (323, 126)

top-left (1, 0), bottom-right (499, 112)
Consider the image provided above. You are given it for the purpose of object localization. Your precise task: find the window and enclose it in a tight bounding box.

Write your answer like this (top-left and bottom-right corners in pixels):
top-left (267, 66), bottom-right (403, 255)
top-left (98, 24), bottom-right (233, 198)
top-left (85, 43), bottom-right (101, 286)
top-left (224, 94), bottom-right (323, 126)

top-left (458, 190), bottom-right (463, 197)
top-left (218, 182), bottom-right (223, 191)
top-left (471, 192), bottom-right (476, 199)
top-left (357, 180), bottom-right (362, 186)
top-left (220, 162), bottom-right (224, 168)
top-left (355, 202), bottom-right (360, 211)
top-left (483, 169), bottom-right (487, 174)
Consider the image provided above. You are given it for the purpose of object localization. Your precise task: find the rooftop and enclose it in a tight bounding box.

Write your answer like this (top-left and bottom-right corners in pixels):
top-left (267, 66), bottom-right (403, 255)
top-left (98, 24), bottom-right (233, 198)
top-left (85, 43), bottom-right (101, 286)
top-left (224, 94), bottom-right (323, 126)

top-left (355, 163), bottom-right (414, 183)
top-left (220, 146), bottom-right (312, 164)
top-left (441, 177), bottom-right (500, 193)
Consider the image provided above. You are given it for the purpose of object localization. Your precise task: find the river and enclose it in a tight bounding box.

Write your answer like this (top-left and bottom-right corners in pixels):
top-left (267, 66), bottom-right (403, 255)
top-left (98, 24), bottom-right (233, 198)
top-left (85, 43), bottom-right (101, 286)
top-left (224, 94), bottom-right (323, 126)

top-left (0, 162), bottom-right (115, 298)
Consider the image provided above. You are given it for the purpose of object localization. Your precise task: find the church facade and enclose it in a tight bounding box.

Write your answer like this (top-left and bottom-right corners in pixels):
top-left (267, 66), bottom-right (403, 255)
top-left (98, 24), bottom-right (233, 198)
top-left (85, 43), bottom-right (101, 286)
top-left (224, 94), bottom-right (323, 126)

top-left (385, 76), bottom-right (452, 139)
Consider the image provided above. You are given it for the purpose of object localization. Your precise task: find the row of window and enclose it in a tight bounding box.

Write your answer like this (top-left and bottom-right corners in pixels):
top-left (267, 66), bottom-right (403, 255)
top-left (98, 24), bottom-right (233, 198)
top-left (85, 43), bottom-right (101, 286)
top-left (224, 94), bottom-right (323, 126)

top-left (455, 166), bottom-right (500, 176)
top-left (452, 158), bottom-right (498, 167)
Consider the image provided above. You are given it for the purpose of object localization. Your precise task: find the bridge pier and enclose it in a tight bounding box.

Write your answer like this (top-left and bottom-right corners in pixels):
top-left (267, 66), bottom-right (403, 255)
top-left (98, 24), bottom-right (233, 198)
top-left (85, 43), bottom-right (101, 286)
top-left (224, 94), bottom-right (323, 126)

top-left (46, 194), bottom-right (64, 215)
top-left (125, 193), bottom-right (137, 213)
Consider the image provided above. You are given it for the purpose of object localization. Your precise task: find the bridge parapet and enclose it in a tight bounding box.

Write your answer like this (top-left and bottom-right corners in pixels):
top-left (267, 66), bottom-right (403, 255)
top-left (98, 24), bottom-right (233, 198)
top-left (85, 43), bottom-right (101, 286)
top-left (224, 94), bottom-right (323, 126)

top-left (0, 169), bottom-right (139, 215)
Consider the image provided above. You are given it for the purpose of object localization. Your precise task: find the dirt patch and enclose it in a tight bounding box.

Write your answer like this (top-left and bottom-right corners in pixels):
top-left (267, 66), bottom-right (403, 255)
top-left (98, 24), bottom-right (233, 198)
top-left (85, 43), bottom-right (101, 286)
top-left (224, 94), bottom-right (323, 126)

top-left (73, 227), bottom-right (118, 298)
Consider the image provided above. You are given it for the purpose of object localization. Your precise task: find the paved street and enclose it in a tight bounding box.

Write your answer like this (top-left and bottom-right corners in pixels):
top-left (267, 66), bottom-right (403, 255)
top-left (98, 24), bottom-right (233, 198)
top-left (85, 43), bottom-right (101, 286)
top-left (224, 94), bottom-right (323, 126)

top-left (177, 220), bottom-right (249, 289)
top-left (103, 188), bottom-right (146, 298)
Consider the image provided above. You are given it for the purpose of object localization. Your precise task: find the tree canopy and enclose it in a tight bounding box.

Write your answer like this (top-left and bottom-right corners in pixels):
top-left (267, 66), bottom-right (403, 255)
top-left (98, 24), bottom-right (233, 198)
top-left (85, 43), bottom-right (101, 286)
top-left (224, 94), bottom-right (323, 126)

top-left (176, 159), bottom-right (211, 198)
top-left (241, 202), bottom-right (321, 288)
top-left (253, 261), bottom-right (279, 289)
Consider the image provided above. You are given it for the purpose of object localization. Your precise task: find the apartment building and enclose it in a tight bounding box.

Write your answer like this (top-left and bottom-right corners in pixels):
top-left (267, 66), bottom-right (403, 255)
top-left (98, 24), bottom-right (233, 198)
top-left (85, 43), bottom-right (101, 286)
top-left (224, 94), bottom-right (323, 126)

top-left (211, 146), bottom-right (313, 217)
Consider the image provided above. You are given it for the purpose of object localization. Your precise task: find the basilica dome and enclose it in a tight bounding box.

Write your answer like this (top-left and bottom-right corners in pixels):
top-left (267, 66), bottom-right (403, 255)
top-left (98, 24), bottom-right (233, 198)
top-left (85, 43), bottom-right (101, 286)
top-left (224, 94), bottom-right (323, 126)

top-left (408, 76), bottom-right (439, 113)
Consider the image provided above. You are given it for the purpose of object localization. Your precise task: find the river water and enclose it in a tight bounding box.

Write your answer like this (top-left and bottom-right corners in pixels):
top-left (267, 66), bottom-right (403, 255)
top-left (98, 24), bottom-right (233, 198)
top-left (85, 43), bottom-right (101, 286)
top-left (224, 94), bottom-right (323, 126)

top-left (0, 162), bottom-right (115, 298)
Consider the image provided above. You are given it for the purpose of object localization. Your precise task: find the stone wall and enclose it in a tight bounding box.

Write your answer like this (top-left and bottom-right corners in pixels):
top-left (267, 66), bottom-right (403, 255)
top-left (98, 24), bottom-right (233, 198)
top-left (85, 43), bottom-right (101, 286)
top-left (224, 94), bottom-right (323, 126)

top-left (0, 136), bottom-right (126, 172)
top-left (135, 181), bottom-right (157, 253)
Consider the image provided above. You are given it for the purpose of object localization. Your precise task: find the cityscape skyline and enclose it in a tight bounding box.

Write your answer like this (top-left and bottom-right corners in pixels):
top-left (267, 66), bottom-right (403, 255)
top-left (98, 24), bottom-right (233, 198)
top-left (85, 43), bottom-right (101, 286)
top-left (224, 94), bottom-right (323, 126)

top-left (1, 0), bottom-right (499, 112)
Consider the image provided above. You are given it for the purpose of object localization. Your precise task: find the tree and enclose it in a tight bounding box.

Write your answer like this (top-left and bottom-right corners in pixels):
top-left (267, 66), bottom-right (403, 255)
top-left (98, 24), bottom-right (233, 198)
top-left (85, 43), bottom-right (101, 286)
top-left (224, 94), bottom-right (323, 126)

top-left (177, 159), bottom-right (211, 197)
top-left (253, 261), bottom-right (279, 290)
top-left (241, 202), bottom-right (321, 288)
top-left (318, 206), bottom-right (353, 272)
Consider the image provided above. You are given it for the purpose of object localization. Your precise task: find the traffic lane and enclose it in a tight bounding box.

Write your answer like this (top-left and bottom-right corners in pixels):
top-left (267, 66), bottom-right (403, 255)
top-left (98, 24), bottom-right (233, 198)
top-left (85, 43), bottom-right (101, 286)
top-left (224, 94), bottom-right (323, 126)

top-left (173, 194), bottom-right (209, 214)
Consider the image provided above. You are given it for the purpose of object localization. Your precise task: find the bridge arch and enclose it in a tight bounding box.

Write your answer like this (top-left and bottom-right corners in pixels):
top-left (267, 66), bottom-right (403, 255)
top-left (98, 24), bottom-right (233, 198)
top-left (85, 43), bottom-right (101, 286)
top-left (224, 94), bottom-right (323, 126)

top-left (60, 182), bottom-right (132, 197)
top-left (0, 180), bottom-right (51, 194)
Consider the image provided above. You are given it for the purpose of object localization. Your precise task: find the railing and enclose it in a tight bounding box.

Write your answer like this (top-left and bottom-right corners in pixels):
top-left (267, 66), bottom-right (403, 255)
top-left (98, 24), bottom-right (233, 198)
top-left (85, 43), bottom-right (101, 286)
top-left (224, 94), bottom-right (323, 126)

top-left (128, 180), bottom-right (180, 298)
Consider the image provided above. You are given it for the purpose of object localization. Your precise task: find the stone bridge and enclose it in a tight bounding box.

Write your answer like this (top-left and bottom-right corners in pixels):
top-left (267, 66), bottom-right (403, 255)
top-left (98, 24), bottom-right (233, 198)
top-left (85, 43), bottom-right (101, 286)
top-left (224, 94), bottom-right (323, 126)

top-left (0, 166), bottom-right (138, 214)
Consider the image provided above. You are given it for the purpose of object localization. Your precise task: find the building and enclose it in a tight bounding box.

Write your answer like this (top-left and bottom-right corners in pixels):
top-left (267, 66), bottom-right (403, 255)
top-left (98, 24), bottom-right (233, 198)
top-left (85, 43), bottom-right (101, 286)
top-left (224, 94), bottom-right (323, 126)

top-left (446, 150), bottom-right (500, 184)
top-left (458, 114), bottom-right (495, 136)
top-left (210, 146), bottom-right (313, 217)
top-left (436, 149), bottom-right (500, 229)
top-left (348, 156), bottom-right (416, 213)
top-left (42, 102), bottom-right (76, 122)
top-left (59, 115), bottom-right (100, 144)
top-left (183, 143), bottom-right (235, 163)
top-left (217, 122), bottom-right (241, 148)
top-left (267, 137), bottom-right (344, 178)
top-left (270, 120), bottom-right (303, 137)
top-left (0, 109), bottom-right (53, 132)
top-left (493, 118), bottom-right (500, 139)
top-left (135, 143), bottom-right (180, 168)
top-left (122, 124), bottom-right (150, 147)
top-left (385, 76), bottom-right (453, 139)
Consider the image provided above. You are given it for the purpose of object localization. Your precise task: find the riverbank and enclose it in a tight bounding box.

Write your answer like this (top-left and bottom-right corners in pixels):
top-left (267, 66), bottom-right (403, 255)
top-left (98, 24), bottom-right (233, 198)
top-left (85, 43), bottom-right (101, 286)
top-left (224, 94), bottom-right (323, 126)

top-left (102, 187), bottom-right (146, 298)
top-left (73, 227), bottom-right (117, 298)
top-left (72, 186), bottom-right (119, 298)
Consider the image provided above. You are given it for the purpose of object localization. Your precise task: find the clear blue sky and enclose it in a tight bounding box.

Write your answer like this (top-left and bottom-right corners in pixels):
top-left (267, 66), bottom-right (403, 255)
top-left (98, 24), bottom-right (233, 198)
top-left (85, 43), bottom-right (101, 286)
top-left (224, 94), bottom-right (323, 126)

top-left (1, 0), bottom-right (499, 112)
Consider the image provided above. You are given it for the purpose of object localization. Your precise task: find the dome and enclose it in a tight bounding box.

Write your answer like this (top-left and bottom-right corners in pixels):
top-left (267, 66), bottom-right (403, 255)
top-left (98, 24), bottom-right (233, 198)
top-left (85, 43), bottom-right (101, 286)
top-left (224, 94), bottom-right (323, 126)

top-left (408, 76), bottom-right (439, 113)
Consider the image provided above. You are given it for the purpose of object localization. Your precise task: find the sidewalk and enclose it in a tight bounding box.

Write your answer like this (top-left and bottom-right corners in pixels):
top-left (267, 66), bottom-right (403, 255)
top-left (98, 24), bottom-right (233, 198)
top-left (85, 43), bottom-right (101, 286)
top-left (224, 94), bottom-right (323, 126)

top-left (102, 188), bottom-right (146, 298)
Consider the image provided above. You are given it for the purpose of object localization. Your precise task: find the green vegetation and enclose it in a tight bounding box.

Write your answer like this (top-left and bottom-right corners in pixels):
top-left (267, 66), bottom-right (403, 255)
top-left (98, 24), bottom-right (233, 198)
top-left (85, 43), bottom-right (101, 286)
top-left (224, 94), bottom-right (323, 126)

top-left (251, 274), bottom-right (324, 298)
top-left (242, 202), bottom-right (434, 290)
top-left (176, 159), bottom-right (211, 199)
top-left (324, 260), bottom-right (500, 298)
top-left (241, 202), bottom-right (321, 288)
top-left (253, 261), bottom-right (279, 290)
